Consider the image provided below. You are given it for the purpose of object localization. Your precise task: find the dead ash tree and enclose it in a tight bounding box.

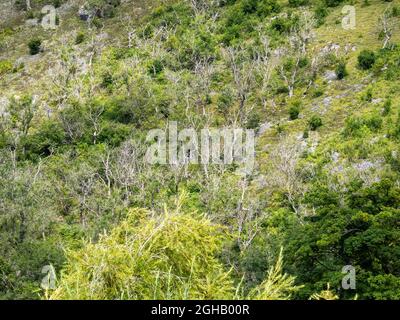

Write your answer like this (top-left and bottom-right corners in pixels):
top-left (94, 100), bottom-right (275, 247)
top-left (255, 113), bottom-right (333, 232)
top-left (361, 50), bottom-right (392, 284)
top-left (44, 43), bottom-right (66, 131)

top-left (379, 5), bottom-right (396, 49)
top-left (267, 136), bottom-right (310, 216)
top-left (278, 10), bottom-right (316, 98)
top-left (254, 31), bottom-right (279, 113)
top-left (223, 46), bottom-right (257, 126)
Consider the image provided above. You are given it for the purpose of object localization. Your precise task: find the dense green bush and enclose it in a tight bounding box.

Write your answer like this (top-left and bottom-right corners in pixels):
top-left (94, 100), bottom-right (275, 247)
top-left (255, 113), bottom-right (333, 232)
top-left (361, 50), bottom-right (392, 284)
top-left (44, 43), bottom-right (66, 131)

top-left (28, 39), bottom-right (42, 55)
top-left (382, 99), bottom-right (392, 116)
top-left (373, 46), bottom-right (400, 80)
top-left (314, 5), bottom-right (328, 26)
top-left (342, 114), bottom-right (382, 138)
top-left (308, 115), bottom-right (323, 130)
top-left (358, 50), bottom-right (376, 70)
top-left (285, 178), bottom-right (400, 299)
top-left (336, 61), bottom-right (348, 79)
top-left (0, 60), bottom-right (12, 75)
top-left (270, 17), bottom-right (292, 34)
top-left (242, 0), bottom-right (280, 16)
top-left (324, 0), bottom-right (344, 7)
top-left (288, 0), bottom-right (309, 7)
top-left (23, 120), bottom-right (66, 160)
top-left (221, 0), bottom-right (280, 44)
top-left (75, 32), bottom-right (85, 45)
top-left (289, 101), bottom-right (301, 120)
top-left (14, 0), bottom-right (27, 10)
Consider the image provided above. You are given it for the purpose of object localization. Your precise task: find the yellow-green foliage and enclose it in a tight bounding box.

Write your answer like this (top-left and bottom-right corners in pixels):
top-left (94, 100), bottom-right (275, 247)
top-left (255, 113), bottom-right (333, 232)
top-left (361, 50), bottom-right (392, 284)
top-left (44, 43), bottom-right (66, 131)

top-left (309, 284), bottom-right (339, 300)
top-left (51, 208), bottom-right (234, 300)
top-left (248, 248), bottom-right (302, 300)
top-left (0, 60), bottom-right (12, 76)
top-left (50, 206), bottom-right (301, 300)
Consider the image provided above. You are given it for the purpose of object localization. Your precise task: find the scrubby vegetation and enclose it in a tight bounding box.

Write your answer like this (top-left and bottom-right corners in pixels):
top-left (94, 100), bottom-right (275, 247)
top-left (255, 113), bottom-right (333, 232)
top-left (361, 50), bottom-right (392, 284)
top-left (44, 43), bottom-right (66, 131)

top-left (1, 0), bottom-right (400, 300)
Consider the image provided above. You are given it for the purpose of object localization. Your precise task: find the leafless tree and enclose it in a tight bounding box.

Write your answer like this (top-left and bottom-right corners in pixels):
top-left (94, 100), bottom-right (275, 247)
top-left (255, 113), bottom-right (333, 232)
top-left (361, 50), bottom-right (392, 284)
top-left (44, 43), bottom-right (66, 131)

top-left (223, 46), bottom-right (256, 125)
top-left (278, 10), bottom-right (315, 97)
top-left (189, 0), bottom-right (212, 16)
top-left (87, 104), bottom-right (104, 145)
top-left (267, 136), bottom-right (309, 215)
top-left (254, 32), bottom-right (278, 112)
top-left (379, 6), bottom-right (395, 49)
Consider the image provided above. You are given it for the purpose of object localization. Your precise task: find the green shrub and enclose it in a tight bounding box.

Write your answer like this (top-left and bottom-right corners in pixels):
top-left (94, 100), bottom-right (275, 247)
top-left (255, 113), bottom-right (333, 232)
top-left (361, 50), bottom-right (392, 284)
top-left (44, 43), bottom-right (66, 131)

top-left (52, 0), bottom-right (62, 8)
top-left (288, 0), bottom-right (309, 7)
top-left (0, 60), bottom-right (12, 76)
top-left (392, 5), bottom-right (400, 17)
top-left (324, 0), bottom-right (343, 7)
top-left (92, 17), bottom-right (103, 29)
top-left (299, 57), bottom-right (310, 68)
top-left (336, 61), bottom-right (348, 79)
top-left (311, 87), bottom-right (324, 98)
top-left (23, 120), bottom-right (66, 159)
top-left (308, 115), bottom-right (323, 131)
top-left (75, 32), bottom-right (85, 45)
top-left (373, 46), bottom-right (400, 80)
top-left (246, 112), bottom-right (261, 129)
top-left (241, 0), bottom-right (258, 13)
top-left (14, 0), bottom-right (26, 10)
top-left (26, 10), bottom-right (35, 19)
top-left (256, 0), bottom-right (281, 16)
top-left (343, 114), bottom-right (382, 137)
top-left (101, 73), bottom-right (114, 89)
top-left (362, 0), bottom-right (371, 6)
top-left (147, 59), bottom-right (164, 76)
top-left (217, 89), bottom-right (234, 114)
top-left (289, 101), bottom-right (301, 120)
top-left (364, 114), bottom-right (383, 131)
top-left (314, 5), bottom-right (328, 26)
top-left (343, 117), bottom-right (364, 137)
top-left (240, 0), bottom-right (280, 16)
top-left (270, 17), bottom-right (291, 34)
top-left (358, 50), bottom-right (376, 70)
top-left (382, 99), bottom-right (392, 116)
top-left (362, 87), bottom-right (373, 102)
top-left (28, 39), bottom-right (42, 55)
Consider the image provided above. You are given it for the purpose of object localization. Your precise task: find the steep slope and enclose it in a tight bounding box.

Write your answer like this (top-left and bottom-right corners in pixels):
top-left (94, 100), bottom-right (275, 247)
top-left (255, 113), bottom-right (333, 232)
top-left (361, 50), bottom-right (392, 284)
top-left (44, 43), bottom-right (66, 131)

top-left (0, 0), bottom-right (400, 300)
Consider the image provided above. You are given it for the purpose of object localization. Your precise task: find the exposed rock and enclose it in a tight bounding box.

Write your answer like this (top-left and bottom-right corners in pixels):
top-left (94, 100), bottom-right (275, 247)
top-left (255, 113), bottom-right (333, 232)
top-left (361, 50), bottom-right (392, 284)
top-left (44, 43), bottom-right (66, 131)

top-left (0, 97), bottom-right (9, 117)
top-left (25, 19), bottom-right (39, 27)
top-left (344, 43), bottom-right (357, 53)
top-left (323, 96), bottom-right (332, 107)
top-left (352, 84), bottom-right (365, 92)
top-left (353, 159), bottom-right (383, 172)
top-left (296, 133), bottom-right (304, 141)
top-left (331, 152), bottom-right (340, 162)
top-left (371, 98), bottom-right (383, 104)
top-left (324, 70), bottom-right (337, 81)
top-left (321, 42), bottom-right (341, 55)
top-left (257, 121), bottom-right (272, 136)
top-left (335, 92), bottom-right (350, 99)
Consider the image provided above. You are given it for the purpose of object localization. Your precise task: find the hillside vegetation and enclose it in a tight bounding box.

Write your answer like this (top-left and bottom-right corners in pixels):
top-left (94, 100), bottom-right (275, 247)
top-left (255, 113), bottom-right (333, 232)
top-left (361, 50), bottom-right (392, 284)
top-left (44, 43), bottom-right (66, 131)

top-left (1, 0), bottom-right (400, 300)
